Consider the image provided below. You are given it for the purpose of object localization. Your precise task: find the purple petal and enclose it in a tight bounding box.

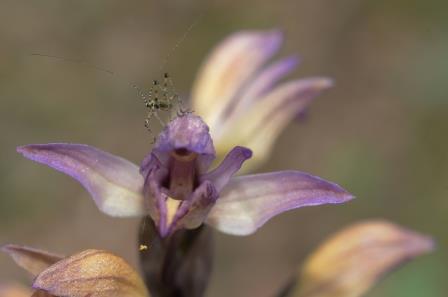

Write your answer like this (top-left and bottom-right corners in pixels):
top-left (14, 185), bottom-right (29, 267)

top-left (245, 78), bottom-right (333, 144)
top-left (145, 171), bottom-right (219, 237)
top-left (143, 162), bottom-right (169, 236)
top-left (240, 78), bottom-right (334, 140)
top-left (17, 143), bottom-right (145, 217)
top-left (201, 146), bottom-right (252, 192)
top-left (168, 180), bottom-right (219, 234)
top-left (213, 78), bottom-right (333, 171)
top-left (153, 114), bottom-right (215, 173)
top-left (231, 56), bottom-right (300, 116)
top-left (192, 30), bottom-right (283, 129)
top-left (207, 171), bottom-right (354, 236)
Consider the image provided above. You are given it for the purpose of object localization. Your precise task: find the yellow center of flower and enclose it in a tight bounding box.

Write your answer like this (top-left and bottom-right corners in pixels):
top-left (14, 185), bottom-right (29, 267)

top-left (166, 197), bottom-right (182, 227)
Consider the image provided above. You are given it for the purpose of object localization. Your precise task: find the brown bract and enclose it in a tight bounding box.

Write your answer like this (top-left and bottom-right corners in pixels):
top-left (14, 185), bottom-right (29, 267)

top-left (30, 290), bottom-right (54, 297)
top-left (33, 249), bottom-right (149, 297)
top-left (289, 220), bottom-right (434, 297)
top-left (0, 283), bottom-right (32, 297)
top-left (1, 245), bottom-right (63, 277)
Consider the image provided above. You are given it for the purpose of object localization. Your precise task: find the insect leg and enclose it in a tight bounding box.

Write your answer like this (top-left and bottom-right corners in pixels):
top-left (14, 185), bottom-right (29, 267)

top-left (153, 111), bottom-right (166, 127)
top-left (144, 109), bottom-right (155, 134)
top-left (161, 73), bottom-right (189, 116)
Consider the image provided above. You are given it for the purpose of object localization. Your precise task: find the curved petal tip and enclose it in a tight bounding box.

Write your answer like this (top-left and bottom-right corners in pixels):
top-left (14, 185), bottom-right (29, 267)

top-left (289, 220), bottom-right (434, 297)
top-left (208, 171), bottom-right (354, 236)
top-left (17, 143), bottom-right (145, 218)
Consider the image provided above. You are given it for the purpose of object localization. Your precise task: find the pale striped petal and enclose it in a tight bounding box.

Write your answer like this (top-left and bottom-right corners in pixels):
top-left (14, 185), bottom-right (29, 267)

top-left (288, 221), bottom-right (434, 297)
top-left (17, 144), bottom-right (145, 217)
top-left (207, 171), bottom-right (353, 236)
top-left (192, 30), bottom-right (283, 129)
top-left (226, 56), bottom-right (299, 125)
top-left (214, 78), bottom-right (333, 170)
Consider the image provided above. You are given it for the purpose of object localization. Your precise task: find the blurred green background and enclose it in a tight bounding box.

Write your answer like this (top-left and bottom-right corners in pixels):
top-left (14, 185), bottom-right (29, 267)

top-left (0, 0), bottom-right (446, 296)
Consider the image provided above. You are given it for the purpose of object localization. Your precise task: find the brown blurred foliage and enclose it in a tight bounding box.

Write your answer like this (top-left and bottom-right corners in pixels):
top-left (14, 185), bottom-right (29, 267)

top-left (0, 1), bottom-right (447, 296)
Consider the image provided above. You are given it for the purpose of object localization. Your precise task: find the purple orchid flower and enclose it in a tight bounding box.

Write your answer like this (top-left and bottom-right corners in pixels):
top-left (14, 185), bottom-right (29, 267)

top-left (17, 114), bottom-right (353, 237)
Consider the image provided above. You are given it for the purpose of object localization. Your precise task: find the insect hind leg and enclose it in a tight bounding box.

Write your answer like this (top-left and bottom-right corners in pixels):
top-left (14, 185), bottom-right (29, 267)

top-left (144, 107), bottom-right (166, 129)
top-left (153, 111), bottom-right (166, 127)
top-left (144, 111), bottom-right (154, 134)
top-left (162, 73), bottom-right (193, 116)
top-left (144, 111), bottom-right (159, 144)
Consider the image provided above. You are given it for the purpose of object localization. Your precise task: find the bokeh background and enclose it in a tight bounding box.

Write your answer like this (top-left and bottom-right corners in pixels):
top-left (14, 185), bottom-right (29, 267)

top-left (0, 0), bottom-right (447, 296)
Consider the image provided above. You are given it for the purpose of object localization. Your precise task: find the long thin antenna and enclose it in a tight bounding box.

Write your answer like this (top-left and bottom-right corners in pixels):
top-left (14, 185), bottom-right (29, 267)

top-left (159, 10), bottom-right (207, 73)
top-left (30, 53), bottom-right (151, 102)
top-left (32, 53), bottom-right (128, 82)
top-left (29, 5), bottom-right (210, 133)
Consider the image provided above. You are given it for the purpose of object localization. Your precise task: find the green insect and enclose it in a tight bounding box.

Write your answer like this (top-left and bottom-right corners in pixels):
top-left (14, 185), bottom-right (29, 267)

top-left (137, 72), bottom-right (190, 133)
top-left (31, 54), bottom-right (190, 135)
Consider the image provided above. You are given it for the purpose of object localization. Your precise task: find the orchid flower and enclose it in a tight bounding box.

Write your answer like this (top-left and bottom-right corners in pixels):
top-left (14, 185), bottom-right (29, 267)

top-left (17, 114), bottom-right (353, 238)
top-left (191, 29), bottom-right (333, 171)
top-left (2, 245), bottom-right (149, 297)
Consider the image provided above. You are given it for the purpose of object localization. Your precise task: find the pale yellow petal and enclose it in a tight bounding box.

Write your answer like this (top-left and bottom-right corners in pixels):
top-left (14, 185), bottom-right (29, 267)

top-left (192, 30), bottom-right (282, 129)
top-left (213, 78), bottom-right (332, 171)
top-left (288, 220), bottom-right (434, 297)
